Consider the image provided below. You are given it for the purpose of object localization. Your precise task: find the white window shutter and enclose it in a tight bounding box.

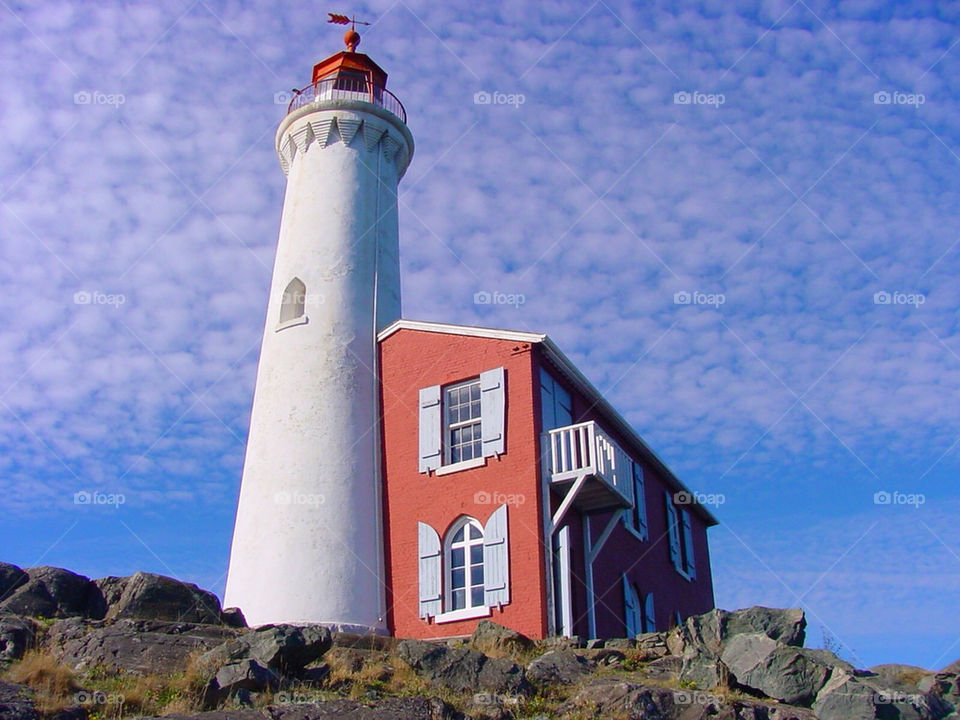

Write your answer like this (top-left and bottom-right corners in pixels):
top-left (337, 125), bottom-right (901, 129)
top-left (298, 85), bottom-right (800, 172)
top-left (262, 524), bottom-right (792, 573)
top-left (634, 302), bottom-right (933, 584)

top-left (480, 367), bottom-right (505, 457)
top-left (682, 509), bottom-right (696, 579)
top-left (417, 521), bottom-right (442, 618)
top-left (643, 593), bottom-right (656, 633)
top-left (483, 503), bottom-right (509, 606)
top-left (665, 492), bottom-right (681, 571)
top-left (418, 385), bottom-right (441, 473)
top-left (623, 574), bottom-right (639, 637)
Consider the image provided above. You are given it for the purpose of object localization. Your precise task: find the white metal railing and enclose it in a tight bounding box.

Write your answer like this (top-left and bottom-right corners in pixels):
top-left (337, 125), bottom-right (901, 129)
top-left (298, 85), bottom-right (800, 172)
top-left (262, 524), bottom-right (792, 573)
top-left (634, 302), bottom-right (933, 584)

top-left (544, 421), bottom-right (634, 505)
top-left (287, 75), bottom-right (407, 123)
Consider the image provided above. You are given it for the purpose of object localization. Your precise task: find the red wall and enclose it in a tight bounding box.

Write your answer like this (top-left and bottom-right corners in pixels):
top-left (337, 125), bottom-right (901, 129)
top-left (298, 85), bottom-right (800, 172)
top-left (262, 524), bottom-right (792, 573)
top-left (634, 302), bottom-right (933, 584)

top-left (379, 329), bottom-right (549, 639)
top-left (380, 329), bottom-right (715, 641)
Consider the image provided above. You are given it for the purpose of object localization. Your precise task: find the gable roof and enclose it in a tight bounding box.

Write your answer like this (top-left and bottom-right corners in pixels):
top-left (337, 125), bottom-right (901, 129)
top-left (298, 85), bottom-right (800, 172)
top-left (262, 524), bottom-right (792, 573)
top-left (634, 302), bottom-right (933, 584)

top-left (378, 319), bottom-right (719, 527)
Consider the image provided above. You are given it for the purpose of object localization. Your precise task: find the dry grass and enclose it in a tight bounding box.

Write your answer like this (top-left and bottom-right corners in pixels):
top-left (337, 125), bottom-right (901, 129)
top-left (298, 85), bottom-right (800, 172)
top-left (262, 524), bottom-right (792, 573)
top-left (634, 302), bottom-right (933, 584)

top-left (3, 649), bottom-right (79, 715)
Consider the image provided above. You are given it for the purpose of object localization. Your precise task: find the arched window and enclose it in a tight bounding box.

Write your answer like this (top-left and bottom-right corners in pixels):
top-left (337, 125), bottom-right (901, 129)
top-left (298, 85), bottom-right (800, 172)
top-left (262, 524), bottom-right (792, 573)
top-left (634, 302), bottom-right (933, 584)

top-left (280, 277), bottom-right (306, 324)
top-left (445, 518), bottom-right (485, 612)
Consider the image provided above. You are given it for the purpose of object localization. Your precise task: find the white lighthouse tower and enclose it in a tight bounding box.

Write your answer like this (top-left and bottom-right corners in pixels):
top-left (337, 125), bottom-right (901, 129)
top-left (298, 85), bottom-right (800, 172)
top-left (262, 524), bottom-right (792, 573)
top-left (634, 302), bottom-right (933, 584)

top-left (224, 27), bottom-right (413, 632)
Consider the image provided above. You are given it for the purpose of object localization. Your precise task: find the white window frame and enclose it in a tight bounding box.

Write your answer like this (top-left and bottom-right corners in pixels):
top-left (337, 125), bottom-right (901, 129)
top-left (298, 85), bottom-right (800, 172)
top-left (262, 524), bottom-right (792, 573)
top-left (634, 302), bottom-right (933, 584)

top-left (442, 378), bottom-right (484, 467)
top-left (443, 517), bottom-right (486, 614)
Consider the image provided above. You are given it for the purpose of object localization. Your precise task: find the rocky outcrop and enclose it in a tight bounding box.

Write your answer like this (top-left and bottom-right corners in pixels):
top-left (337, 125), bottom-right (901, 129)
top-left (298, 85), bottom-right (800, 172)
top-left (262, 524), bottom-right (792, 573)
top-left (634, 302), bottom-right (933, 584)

top-left (396, 639), bottom-right (529, 695)
top-left (104, 571), bottom-right (222, 624)
top-left (0, 614), bottom-right (37, 663)
top-left (199, 624), bottom-right (333, 675)
top-left (0, 567), bottom-right (100, 619)
top-left (0, 563), bottom-right (28, 601)
top-left (49, 618), bottom-right (237, 674)
top-left (720, 633), bottom-right (832, 705)
top-left (149, 697), bottom-right (462, 719)
top-left (526, 649), bottom-right (594, 686)
top-left (469, 619), bottom-right (533, 658)
top-left (0, 681), bottom-right (38, 720)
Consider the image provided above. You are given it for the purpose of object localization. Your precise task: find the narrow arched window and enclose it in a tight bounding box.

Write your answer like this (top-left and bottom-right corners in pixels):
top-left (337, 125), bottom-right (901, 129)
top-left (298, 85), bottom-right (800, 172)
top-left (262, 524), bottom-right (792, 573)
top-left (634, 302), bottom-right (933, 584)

top-left (280, 277), bottom-right (306, 324)
top-left (445, 518), bottom-right (485, 612)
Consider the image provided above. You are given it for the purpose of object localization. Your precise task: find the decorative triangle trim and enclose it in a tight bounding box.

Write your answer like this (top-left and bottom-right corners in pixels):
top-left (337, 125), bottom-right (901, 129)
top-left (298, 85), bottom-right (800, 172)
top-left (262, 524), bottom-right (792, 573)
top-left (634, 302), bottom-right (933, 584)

top-left (362, 120), bottom-right (387, 152)
top-left (309, 118), bottom-right (335, 148)
top-left (291, 123), bottom-right (314, 154)
top-left (381, 135), bottom-right (401, 162)
top-left (336, 117), bottom-right (361, 146)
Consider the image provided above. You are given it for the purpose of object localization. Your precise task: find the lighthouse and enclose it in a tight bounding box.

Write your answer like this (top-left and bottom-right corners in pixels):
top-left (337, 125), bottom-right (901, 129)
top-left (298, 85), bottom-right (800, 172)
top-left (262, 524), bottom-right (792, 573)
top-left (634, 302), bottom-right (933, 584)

top-left (224, 27), bottom-right (413, 632)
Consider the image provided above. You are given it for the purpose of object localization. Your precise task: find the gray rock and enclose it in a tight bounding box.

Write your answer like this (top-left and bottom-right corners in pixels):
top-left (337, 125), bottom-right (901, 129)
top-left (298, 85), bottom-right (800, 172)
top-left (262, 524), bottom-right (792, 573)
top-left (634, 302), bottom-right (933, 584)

top-left (396, 639), bottom-right (528, 695)
top-left (0, 564), bottom-right (28, 603)
top-left (941, 659), bottom-right (960, 674)
top-left (0, 615), bottom-right (37, 662)
top-left (469, 620), bottom-right (533, 658)
top-left (725, 606), bottom-right (806, 647)
top-left (526, 649), bottom-right (593, 685)
top-left (721, 633), bottom-right (830, 706)
top-left (144, 696), bottom-right (461, 719)
top-left (812, 669), bottom-right (944, 720)
top-left (604, 637), bottom-right (637, 650)
top-left (203, 658), bottom-right (278, 706)
top-left (680, 650), bottom-right (730, 690)
top-left (50, 618), bottom-right (236, 674)
top-left (0, 567), bottom-right (97, 619)
top-left (104, 571), bottom-right (221, 624)
top-left (0, 681), bottom-right (38, 720)
top-left (200, 624), bottom-right (332, 674)
top-left (593, 648), bottom-right (627, 667)
top-left (330, 631), bottom-right (396, 651)
top-left (585, 638), bottom-right (604, 649)
top-left (220, 607), bottom-right (247, 628)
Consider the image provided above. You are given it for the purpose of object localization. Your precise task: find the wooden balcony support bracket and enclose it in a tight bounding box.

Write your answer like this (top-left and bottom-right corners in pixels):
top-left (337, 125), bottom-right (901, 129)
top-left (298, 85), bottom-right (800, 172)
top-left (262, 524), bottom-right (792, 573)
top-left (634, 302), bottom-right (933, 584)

top-left (550, 474), bottom-right (587, 532)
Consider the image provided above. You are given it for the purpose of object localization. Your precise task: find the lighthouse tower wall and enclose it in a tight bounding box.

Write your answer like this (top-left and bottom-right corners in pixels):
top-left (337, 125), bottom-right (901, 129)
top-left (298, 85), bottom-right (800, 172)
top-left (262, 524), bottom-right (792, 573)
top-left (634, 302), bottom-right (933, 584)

top-left (224, 101), bottom-right (413, 631)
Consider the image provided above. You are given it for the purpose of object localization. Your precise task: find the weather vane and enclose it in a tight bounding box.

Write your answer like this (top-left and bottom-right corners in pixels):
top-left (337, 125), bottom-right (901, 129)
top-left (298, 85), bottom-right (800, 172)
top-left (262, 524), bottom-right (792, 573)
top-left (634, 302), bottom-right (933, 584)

top-left (328, 13), bottom-right (371, 51)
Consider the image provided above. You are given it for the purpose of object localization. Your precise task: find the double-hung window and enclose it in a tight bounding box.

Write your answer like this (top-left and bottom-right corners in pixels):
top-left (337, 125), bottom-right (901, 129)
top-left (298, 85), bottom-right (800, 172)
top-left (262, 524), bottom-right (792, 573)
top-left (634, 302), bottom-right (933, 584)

top-left (445, 380), bottom-right (482, 464)
top-left (418, 367), bottom-right (506, 474)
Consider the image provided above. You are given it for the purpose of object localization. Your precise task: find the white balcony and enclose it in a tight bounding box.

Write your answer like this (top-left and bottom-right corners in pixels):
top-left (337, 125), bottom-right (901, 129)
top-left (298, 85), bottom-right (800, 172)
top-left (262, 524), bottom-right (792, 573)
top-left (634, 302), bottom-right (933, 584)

top-left (543, 421), bottom-right (634, 512)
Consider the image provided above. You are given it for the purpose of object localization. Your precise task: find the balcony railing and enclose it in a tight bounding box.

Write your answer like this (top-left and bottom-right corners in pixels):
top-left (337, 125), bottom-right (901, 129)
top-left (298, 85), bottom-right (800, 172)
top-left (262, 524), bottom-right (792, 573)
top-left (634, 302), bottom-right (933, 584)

top-left (287, 76), bottom-right (407, 123)
top-left (543, 421), bottom-right (634, 511)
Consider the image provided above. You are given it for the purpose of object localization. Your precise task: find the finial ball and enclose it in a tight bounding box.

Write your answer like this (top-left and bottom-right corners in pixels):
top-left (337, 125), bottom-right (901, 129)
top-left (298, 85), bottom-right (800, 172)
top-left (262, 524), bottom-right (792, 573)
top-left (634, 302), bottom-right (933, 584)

top-left (344, 29), bottom-right (360, 52)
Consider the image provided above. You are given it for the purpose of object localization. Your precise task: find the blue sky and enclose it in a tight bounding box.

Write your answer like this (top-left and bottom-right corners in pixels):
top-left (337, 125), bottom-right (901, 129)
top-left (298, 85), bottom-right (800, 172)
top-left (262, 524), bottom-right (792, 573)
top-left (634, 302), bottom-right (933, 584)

top-left (2, 0), bottom-right (959, 670)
